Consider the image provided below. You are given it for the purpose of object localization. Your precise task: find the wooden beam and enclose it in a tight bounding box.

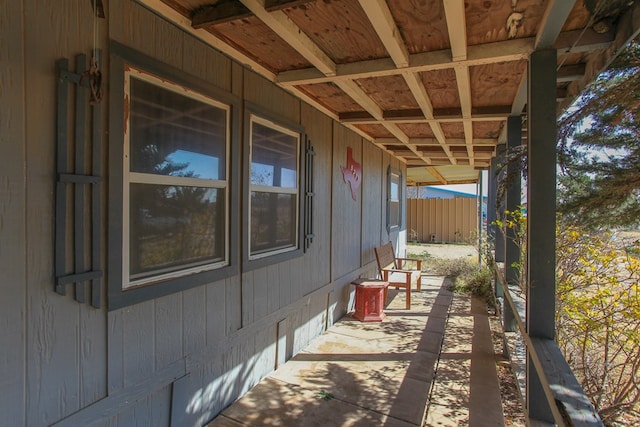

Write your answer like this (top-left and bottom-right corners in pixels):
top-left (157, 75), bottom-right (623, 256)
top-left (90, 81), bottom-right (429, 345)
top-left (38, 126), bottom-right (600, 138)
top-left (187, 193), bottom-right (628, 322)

top-left (556, 63), bottom-right (586, 82)
top-left (402, 72), bottom-right (456, 164)
top-left (358, 0), bottom-right (410, 68)
top-left (376, 137), bottom-right (496, 146)
top-left (453, 64), bottom-right (473, 164)
top-left (333, 79), bottom-right (432, 165)
top-left (535, 0), bottom-right (577, 48)
top-left (388, 105), bottom-right (510, 121)
top-left (443, 0), bottom-right (468, 61)
top-left (277, 37), bottom-right (534, 86)
top-left (191, 1), bottom-right (252, 28)
top-left (264, 0), bottom-right (315, 12)
top-left (555, 28), bottom-right (615, 54)
top-left (426, 166), bottom-right (447, 185)
top-left (239, 0), bottom-right (337, 76)
top-left (339, 111), bottom-right (375, 122)
top-left (137, 0), bottom-right (276, 80)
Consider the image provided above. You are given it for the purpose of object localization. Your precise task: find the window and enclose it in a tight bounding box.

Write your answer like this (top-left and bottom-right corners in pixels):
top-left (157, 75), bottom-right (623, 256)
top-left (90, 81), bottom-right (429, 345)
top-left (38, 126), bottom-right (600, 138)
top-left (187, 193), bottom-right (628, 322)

top-left (123, 69), bottom-right (230, 288)
top-left (387, 167), bottom-right (402, 231)
top-left (248, 115), bottom-right (301, 259)
top-left (108, 43), bottom-right (239, 309)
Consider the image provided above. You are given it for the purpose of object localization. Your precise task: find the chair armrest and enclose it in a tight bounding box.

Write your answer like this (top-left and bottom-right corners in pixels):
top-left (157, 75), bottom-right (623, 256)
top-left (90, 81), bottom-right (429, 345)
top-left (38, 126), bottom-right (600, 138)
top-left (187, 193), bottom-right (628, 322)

top-left (380, 267), bottom-right (413, 276)
top-left (395, 258), bottom-right (422, 269)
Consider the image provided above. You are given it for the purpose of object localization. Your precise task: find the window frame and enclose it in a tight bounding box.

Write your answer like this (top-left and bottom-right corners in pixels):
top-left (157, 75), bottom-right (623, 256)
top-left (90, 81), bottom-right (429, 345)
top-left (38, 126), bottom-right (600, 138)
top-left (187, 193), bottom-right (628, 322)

top-left (242, 106), bottom-right (306, 271)
top-left (387, 166), bottom-right (403, 232)
top-left (108, 41), bottom-right (240, 310)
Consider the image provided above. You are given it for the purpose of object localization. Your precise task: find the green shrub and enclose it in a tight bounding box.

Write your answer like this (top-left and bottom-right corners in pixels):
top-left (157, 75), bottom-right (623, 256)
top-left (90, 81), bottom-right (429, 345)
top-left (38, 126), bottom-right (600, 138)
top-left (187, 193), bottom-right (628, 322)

top-left (430, 257), bottom-right (493, 302)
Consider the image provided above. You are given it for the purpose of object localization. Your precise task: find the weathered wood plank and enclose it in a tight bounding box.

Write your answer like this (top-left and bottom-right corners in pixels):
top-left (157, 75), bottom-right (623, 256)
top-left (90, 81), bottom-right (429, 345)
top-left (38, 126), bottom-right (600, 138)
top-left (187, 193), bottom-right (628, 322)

top-left (155, 293), bottom-right (183, 371)
top-left (361, 142), bottom-right (383, 265)
top-left (244, 70), bottom-right (300, 123)
top-left (108, 310), bottom-right (125, 393)
top-left (252, 268), bottom-right (269, 321)
top-left (225, 275), bottom-right (242, 335)
top-left (191, 1), bottom-right (252, 28)
top-left (241, 271), bottom-right (254, 327)
top-left (267, 264), bottom-right (280, 313)
top-left (0, 0), bottom-right (26, 424)
top-left (80, 302), bottom-right (107, 407)
top-left (123, 301), bottom-right (155, 387)
top-left (206, 279), bottom-right (227, 345)
top-left (52, 359), bottom-right (185, 427)
top-left (183, 286), bottom-right (207, 355)
top-left (153, 11), bottom-right (184, 68)
top-left (182, 37), bottom-right (233, 91)
top-left (149, 384), bottom-right (172, 427)
top-left (254, 324), bottom-right (277, 379)
top-left (278, 261), bottom-right (293, 308)
top-left (24, 0), bottom-right (86, 423)
top-left (530, 338), bottom-right (603, 426)
top-left (300, 103), bottom-right (332, 294)
top-left (331, 123), bottom-right (363, 280)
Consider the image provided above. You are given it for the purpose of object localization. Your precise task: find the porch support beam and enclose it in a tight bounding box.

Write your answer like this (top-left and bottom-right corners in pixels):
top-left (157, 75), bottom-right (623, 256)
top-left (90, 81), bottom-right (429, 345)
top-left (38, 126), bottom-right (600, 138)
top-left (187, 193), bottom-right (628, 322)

top-left (488, 152), bottom-right (501, 299)
top-left (493, 143), bottom-right (506, 264)
top-left (504, 115), bottom-right (521, 332)
top-left (526, 49), bottom-right (557, 423)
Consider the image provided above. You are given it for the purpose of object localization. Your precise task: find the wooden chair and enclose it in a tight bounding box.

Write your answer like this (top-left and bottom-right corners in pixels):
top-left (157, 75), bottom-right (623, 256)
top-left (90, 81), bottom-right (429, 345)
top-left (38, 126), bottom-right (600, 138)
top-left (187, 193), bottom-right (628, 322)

top-left (374, 242), bottom-right (422, 309)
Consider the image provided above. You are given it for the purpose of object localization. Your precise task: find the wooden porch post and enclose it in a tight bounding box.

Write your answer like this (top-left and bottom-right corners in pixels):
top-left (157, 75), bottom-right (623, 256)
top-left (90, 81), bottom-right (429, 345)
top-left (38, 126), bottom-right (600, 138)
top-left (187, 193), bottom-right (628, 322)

top-left (488, 153), bottom-right (503, 297)
top-left (493, 144), bottom-right (506, 264)
top-left (526, 49), bottom-right (557, 422)
top-left (504, 115), bottom-right (521, 332)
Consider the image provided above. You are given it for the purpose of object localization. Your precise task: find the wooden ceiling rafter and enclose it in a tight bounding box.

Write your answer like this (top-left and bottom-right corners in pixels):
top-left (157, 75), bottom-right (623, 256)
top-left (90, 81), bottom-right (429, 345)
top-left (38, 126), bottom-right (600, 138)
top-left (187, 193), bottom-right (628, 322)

top-left (444, 0), bottom-right (474, 166)
top-left (140, 0), bottom-right (635, 186)
top-left (238, 0), bottom-right (336, 76)
top-left (499, 0), bottom-right (578, 145)
top-left (139, 0), bottom-right (276, 79)
top-left (426, 166), bottom-right (447, 185)
top-left (277, 37), bottom-right (534, 86)
top-left (357, 0), bottom-right (456, 165)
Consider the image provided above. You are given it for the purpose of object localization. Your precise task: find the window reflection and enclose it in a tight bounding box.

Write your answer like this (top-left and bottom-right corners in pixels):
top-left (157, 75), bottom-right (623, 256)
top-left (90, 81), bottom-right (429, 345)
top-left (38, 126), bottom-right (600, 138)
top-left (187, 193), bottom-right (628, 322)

top-left (129, 77), bottom-right (226, 180)
top-left (129, 184), bottom-right (225, 278)
top-left (251, 121), bottom-right (297, 188)
top-left (250, 192), bottom-right (296, 254)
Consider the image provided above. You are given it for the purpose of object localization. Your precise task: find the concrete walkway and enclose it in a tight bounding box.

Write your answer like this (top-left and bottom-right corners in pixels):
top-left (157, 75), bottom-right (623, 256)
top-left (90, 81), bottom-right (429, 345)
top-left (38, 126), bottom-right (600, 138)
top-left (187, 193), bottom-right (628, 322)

top-left (207, 276), bottom-right (504, 426)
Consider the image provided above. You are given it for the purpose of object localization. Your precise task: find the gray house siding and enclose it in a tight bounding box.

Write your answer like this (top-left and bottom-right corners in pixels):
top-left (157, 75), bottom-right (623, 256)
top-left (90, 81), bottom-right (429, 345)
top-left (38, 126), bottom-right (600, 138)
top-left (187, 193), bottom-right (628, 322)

top-left (0, 0), bottom-right (407, 425)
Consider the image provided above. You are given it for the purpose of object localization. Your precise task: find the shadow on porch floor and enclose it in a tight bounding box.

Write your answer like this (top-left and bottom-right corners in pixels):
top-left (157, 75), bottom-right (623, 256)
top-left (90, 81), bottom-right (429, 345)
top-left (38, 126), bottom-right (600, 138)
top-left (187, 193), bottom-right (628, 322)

top-left (206, 276), bottom-right (505, 426)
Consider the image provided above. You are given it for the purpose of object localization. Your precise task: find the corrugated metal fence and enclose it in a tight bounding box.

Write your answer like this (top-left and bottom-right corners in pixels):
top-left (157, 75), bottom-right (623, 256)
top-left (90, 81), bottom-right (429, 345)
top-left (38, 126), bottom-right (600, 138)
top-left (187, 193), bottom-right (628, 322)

top-left (407, 198), bottom-right (478, 244)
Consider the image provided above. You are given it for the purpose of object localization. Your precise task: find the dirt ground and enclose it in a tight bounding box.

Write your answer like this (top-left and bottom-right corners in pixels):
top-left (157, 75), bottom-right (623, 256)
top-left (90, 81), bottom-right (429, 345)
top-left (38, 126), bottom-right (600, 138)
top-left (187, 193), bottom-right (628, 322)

top-left (406, 242), bottom-right (479, 260)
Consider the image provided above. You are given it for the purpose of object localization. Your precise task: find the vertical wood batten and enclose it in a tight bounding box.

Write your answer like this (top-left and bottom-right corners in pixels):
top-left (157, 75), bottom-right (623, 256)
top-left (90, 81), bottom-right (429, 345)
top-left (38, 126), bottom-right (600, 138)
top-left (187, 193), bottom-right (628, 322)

top-left (0, 0), bottom-right (27, 423)
top-left (526, 48), bottom-right (557, 423)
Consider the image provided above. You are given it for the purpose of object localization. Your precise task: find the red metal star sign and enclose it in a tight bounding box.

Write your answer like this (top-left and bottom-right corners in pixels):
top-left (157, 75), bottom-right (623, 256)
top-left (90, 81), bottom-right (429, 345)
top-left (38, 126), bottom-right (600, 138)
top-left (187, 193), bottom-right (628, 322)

top-left (340, 147), bottom-right (361, 201)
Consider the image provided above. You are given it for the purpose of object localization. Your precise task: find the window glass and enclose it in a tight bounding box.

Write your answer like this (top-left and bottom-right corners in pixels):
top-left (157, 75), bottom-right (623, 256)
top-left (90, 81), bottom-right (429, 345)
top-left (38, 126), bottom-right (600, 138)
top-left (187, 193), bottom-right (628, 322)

top-left (124, 69), bottom-right (229, 288)
top-left (388, 169), bottom-right (401, 230)
top-left (248, 116), bottom-right (300, 258)
top-left (129, 184), bottom-right (225, 279)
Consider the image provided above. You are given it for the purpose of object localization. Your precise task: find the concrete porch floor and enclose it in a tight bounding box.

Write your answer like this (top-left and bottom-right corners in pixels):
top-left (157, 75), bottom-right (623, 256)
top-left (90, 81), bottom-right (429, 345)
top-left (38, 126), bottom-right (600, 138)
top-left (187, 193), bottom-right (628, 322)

top-left (206, 276), bottom-right (505, 426)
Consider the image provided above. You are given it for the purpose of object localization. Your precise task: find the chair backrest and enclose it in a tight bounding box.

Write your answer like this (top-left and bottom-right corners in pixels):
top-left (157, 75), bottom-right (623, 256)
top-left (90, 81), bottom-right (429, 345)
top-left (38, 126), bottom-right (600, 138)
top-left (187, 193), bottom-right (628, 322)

top-left (374, 242), bottom-right (397, 275)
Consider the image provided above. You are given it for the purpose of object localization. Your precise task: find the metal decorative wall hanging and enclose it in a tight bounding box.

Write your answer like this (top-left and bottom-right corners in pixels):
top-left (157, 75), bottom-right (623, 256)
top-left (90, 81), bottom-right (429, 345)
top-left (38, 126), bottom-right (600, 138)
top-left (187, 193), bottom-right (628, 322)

top-left (54, 52), bottom-right (104, 308)
top-left (304, 137), bottom-right (315, 251)
top-left (340, 146), bottom-right (361, 201)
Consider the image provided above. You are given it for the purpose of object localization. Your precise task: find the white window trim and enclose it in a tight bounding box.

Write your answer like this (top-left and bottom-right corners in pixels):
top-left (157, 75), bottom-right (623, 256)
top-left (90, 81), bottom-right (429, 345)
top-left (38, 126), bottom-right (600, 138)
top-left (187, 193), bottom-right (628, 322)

top-left (122, 67), bottom-right (231, 289)
top-left (248, 114), bottom-right (301, 260)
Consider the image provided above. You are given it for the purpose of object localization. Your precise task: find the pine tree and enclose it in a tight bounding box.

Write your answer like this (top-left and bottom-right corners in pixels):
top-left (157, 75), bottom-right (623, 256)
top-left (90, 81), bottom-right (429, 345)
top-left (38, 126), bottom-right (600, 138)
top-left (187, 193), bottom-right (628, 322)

top-left (557, 38), bottom-right (640, 230)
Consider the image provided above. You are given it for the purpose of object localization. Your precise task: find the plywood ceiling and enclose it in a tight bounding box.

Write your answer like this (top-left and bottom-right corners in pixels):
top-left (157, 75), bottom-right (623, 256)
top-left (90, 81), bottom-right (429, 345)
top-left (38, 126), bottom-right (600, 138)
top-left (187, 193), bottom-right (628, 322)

top-left (143, 0), bottom-right (636, 185)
